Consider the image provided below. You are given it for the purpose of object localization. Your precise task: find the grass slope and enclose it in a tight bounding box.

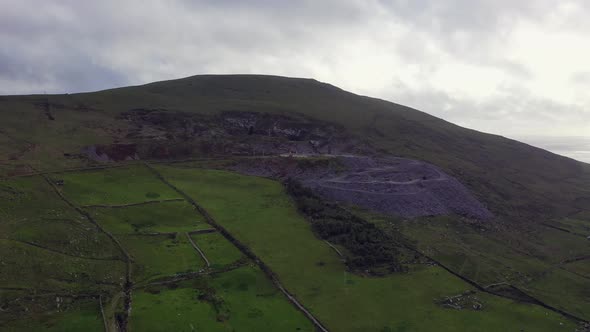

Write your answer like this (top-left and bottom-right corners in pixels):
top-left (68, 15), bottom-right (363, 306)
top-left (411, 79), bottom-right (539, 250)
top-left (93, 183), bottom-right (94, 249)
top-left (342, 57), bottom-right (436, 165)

top-left (52, 166), bottom-right (181, 206)
top-left (0, 176), bottom-right (122, 259)
top-left (190, 232), bottom-right (245, 269)
top-left (0, 176), bottom-right (124, 330)
top-left (1, 73), bottom-right (589, 330)
top-left (1, 297), bottom-right (103, 332)
top-left (23, 164), bottom-right (314, 330)
top-left (386, 215), bottom-right (590, 320)
top-left (156, 165), bottom-right (577, 332)
top-left (1, 75), bottom-right (589, 220)
top-left (87, 201), bottom-right (208, 234)
top-left (120, 234), bottom-right (205, 284)
top-left (131, 266), bottom-right (314, 332)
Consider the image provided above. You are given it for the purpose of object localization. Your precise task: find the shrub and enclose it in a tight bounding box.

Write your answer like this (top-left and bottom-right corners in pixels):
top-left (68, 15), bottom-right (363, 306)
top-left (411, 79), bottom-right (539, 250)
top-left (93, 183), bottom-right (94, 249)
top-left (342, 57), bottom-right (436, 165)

top-left (284, 178), bottom-right (406, 274)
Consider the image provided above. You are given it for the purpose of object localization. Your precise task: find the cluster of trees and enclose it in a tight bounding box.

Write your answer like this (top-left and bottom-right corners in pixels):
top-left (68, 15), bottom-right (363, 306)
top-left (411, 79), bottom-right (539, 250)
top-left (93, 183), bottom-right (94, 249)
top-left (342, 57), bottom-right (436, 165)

top-left (284, 179), bottom-right (406, 275)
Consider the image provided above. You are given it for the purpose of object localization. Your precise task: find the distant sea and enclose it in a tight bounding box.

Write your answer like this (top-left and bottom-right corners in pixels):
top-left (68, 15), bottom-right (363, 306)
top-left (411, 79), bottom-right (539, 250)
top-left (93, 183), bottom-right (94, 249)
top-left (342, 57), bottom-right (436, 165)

top-left (516, 136), bottom-right (590, 164)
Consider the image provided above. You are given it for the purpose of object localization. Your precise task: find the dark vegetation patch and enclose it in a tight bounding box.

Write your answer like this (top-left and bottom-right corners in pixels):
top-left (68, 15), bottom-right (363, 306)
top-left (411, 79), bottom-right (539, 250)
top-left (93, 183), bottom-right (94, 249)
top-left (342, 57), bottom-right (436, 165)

top-left (285, 178), bottom-right (409, 275)
top-left (193, 280), bottom-right (231, 322)
top-left (145, 191), bottom-right (160, 199)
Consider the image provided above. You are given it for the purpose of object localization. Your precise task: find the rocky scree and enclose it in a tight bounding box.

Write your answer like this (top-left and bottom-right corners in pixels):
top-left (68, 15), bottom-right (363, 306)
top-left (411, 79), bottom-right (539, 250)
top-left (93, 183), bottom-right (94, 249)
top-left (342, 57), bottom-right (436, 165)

top-left (232, 155), bottom-right (493, 220)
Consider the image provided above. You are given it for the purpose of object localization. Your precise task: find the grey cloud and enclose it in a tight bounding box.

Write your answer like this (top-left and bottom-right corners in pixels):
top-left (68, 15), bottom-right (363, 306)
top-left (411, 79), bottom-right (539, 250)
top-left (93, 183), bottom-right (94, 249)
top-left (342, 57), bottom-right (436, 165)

top-left (0, 0), bottom-right (385, 93)
top-left (0, 0), bottom-right (559, 92)
top-left (0, 52), bottom-right (129, 94)
top-left (389, 80), bottom-right (589, 137)
top-left (378, 0), bottom-right (563, 74)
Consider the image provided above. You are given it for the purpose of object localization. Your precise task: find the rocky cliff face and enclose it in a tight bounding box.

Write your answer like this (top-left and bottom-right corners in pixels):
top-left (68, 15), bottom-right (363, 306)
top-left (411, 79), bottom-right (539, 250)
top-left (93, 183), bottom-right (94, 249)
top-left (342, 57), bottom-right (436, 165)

top-left (84, 109), bottom-right (371, 161)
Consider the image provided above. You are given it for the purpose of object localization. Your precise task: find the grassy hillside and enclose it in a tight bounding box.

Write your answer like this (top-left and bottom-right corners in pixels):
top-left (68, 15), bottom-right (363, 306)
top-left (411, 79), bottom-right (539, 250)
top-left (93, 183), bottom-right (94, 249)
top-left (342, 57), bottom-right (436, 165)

top-left (155, 165), bottom-right (580, 331)
top-left (1, 75), bottom-right (589, 221)
top-left (0, 166), bottom-right (315, 331)
top-left (1, 75), bottom-right (589, 331)
top-left (1, 163), bottom-right (587, 331)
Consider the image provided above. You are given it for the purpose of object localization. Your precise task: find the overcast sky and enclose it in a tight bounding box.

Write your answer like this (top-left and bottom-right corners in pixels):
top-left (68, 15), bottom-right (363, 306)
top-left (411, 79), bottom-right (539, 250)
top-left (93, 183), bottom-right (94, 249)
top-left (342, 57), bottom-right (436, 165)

top-left (1, 0), bottom-right (589, 158)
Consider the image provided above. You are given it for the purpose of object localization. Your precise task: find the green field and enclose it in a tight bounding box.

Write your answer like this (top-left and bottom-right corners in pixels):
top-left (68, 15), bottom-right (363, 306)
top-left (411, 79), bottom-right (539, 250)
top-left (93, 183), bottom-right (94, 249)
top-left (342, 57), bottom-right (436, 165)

top-left (563, 260), bottom-right (590, 278)
top-left (526, 226), bottom-right (590, 264)
top-left (0, 176), bottom-right (123, 259)
top-left (1, 164), bottom-right (587, 331)
top-left (51, 166), bottom-right (181, 206)
top-left (0, 165), bottom-right (313, 331)
top-left (383, 215), bottom-right (590, 321)
top-left (554, 218), bottom-right (590, 237)
top-left (190, 232), bottom-right (245, 269)
top-left (130, 266), bottom-right (314, 332)
top-left (522, 268), bottom-right (590, 319)
top-left (88, 200), bottom-right (208, 234)
top-left (393, 216), bottom-right (553, 285)
top-left (155, 165), bottom-right (578, 332)
top-left (0, 176), bottom-right (125, 297)
top-left (0, 162), bottom-right (587, 331)
top-left (0, 239), bottom-right (124, 293)
top-left (120, 234), bottom-right (205, 284)
top-left (0, 296), bottom-right (103, 332)
top-left (0, 176), bottom-right (125, 330)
